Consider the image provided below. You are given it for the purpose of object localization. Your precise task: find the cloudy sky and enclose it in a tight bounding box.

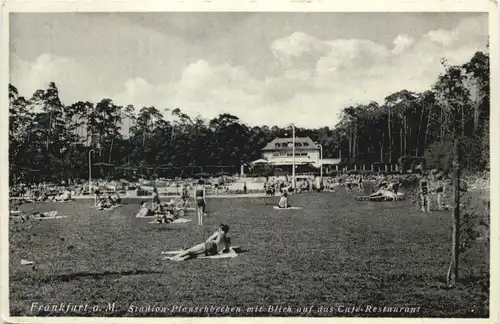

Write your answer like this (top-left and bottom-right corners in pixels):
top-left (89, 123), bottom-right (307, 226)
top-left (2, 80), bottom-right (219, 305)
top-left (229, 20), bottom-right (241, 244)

top-left (10, 12), bottom-right (488, 128)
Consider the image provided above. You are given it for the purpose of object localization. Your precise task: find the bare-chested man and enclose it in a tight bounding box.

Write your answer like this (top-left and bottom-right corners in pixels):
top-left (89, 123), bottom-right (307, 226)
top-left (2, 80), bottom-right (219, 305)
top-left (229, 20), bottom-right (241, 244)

top-left (165, 224), bottom-right (231, 261)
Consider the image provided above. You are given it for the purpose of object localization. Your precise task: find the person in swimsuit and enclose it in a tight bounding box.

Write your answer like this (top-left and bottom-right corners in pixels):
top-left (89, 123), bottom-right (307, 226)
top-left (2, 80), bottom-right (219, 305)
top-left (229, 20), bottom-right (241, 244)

top-left (358, 175), bottom-right (364, 192)
top-left (166, 224), bottom-right (231, 261)
top-left (366, 185), bottom-right (394, 201)
top-left (277, 190), bottom-right (291, 208)
top-left (179, 182), bottom-right (187, 199)
top-left (136, 201), bottom-right (154, 218)
top-left (434, 174), bottom-right (444, 211)
top-left (420, 174), bottom-right (431, 213)
top-left (152, 187), bottom-right (161, 210)
top-left (173, 197), bottom-right (188, 218)
top-left (96, 196), bottom-right (112, 210)
top-left (156, 206), bottom-right (175, 224)
top-left (94, 187), bottom-right (101, 207)
top-left (345, 181), bottom-right (353, 194)
top-left (194, 180), bottom-right (206, 225)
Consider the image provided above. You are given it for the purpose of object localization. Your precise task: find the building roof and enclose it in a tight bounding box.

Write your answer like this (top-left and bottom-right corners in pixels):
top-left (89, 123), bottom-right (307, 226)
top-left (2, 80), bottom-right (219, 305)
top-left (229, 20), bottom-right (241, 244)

top-left (261, 137), bottom-right (318, 151)
top-left (321, 158), bottom-right (342, 165)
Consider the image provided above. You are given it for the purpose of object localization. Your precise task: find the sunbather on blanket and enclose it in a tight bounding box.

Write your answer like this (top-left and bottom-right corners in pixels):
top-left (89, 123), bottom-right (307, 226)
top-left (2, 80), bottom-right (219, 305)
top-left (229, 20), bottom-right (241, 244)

top-left (165, 224), bottom-right (231, 261)
top-left (277, 190), bottom-right (291, 208)
top-left (155, 206), bottom-right (176, 224)
top-left (136, 201), bottom-right (155, 217)
top-left (14, 209), bottom-right (58, 220)
top-left (96, 197), bottom-right (112, 210)
top-left (173, 197), bottom-right (188, 217)
top-left (110, 192), bottom-right (121, 206)
top-left (362, 182), bottom-right (400, 201)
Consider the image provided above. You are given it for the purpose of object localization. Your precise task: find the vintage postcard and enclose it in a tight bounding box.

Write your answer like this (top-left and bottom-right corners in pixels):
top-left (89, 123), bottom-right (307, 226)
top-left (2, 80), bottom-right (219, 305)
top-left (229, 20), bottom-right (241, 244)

top-left (1, 0), bottom-right (498, 323)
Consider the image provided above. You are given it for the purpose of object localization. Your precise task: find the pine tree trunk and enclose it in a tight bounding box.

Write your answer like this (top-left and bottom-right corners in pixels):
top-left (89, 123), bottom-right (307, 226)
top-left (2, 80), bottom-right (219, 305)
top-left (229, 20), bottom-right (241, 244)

top-left (440, 109), bottom-right (445, 142)
top-left (128, 119), bottom-right (131, 164)
top-left (417, 104), bottom-right (425, 156)
top-left (446, 139), bottom-right (460, 287)
top-left (400, 124), bottom-right (403, 158)
top-left (461, 104), bottom-right (465, 137)
top-left (108, 133), bottom-right (115, 164)
top-left (403, 116), bottom-right (407, 156)
top-left (46, 109), bottom-right (52, 151)
top-left (425, 104), bottom-right (432, 147)
top-left (380, 131), bottom-right (384, 161)
top-left (388, 108), bottom-right (392, 163)
top-left (348, 125), bottom-right (352, 164)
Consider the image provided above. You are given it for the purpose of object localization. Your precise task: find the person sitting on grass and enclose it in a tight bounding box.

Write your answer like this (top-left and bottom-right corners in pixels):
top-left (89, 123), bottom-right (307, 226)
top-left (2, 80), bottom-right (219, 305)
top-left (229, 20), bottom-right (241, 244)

top-left (165, 224), bottom-right (231, 261)
top-left (37, 191), bottom-right (49, 202)
top-left (55, 189), bottom-right (72, 202)
top-left (277, 190), bottom-right (291, 208)
top-left (136, 201), bottom-right (155, 218)
top-left (155, 207), bottom-right (175, 224)
top-left (109, 191), bottom-right (121, 206)
top-left (174, 197), bottom-right (188, 218)
top-left (96, 197), bottom-right (112, 210)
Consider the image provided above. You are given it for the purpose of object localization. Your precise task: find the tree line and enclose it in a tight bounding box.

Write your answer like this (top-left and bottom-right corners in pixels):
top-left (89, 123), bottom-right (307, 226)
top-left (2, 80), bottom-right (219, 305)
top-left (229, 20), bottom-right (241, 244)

top-left (9, 51), bottom-right (489, 183)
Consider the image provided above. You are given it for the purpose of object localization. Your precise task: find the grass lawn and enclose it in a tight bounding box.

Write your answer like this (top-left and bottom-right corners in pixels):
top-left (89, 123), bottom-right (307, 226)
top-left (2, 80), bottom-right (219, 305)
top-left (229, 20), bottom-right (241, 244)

top-left (9, 191), bottom-right (489, 317)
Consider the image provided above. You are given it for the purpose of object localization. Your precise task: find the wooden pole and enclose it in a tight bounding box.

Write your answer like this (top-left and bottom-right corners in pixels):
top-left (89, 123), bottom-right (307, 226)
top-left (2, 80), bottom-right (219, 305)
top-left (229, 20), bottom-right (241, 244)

top-left (446, 139), bottom-right (460, 287)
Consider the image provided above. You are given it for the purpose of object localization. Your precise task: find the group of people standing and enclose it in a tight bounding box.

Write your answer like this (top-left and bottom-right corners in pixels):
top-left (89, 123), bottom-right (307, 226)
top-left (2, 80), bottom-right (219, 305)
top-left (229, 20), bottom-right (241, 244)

top-left (419, 172), bottom-right (448, 213)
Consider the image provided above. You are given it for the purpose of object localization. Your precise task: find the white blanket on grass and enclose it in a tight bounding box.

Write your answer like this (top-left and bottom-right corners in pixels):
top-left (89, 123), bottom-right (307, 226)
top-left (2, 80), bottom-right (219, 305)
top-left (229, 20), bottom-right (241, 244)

top-left (96, 205), bottom-right (122, 211)
top-left (273, 206), bottom-right (302, 210)
top-left (162, 248), bottom-right (238, 260)
top-left (148, 218), bottom-right (192, 224)
top-left (34, 215), bottom-right (68, 220)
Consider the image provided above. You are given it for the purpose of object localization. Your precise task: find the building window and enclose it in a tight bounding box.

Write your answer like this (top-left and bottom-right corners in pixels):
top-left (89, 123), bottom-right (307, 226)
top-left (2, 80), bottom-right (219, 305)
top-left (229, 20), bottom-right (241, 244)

top-left (275, 143), bottom-right (281, 148)
top-left (303, 142), bottom-right (309, 147)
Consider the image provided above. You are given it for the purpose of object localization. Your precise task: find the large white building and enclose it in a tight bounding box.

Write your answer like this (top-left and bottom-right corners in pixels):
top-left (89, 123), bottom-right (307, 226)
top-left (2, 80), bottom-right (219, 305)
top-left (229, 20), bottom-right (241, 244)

top-left (259, 137), bottom-right (340, 168)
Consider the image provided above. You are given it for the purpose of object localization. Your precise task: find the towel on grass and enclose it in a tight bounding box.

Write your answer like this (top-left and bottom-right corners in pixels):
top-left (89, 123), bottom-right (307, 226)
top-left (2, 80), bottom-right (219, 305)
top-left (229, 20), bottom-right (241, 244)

top-left (162, 248), bottom-right (238, 260)
top-left (273, 206), bottom-right (302, 210)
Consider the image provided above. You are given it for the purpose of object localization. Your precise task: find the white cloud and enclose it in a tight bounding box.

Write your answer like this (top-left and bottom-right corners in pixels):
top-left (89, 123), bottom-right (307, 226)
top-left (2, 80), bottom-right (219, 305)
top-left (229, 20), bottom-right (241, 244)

top-left (10, 53), bottom-right (109, 104)
top-left (392, 34), bottom-right (415, 54)
top-left (11, 16), bottom-right (488, 129)
top-left (428, 29), bottom-right (457, 46)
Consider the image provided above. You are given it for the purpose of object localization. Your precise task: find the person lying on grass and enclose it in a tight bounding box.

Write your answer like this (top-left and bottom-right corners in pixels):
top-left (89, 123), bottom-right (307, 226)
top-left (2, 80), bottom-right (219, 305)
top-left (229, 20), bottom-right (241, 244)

top-left (367, 182), bottom-right (400, 201)
top-left (165, 224), bottom-right (231, 261)
top-left (277, 190), bottom-right (291, 208)
top-left (11, 209), bottom-right (58, 221)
